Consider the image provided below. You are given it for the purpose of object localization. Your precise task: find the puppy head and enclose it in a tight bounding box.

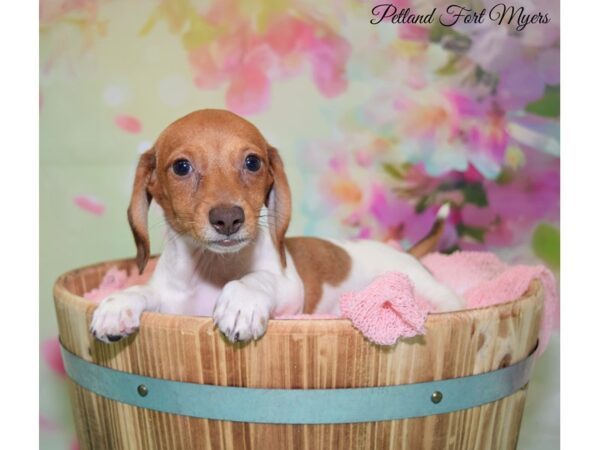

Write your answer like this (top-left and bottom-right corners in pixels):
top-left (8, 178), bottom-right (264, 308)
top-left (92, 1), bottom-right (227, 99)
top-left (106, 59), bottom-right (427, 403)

top-left (128, 109), bottom-right (291, 273)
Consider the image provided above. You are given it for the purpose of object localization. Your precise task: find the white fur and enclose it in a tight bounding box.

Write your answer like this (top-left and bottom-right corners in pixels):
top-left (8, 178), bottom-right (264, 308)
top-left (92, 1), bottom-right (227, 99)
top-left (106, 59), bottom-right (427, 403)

top-left (91, 223), bottom-right (462, 343)
top-left (90, 224), bottom-right (305, 343)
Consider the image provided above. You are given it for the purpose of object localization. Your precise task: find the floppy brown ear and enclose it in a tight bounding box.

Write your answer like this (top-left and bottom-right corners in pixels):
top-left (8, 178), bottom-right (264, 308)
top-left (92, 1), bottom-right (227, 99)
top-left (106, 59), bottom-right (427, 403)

top-left (127, 148), bottom-right (156, 274)
top-left (266, 146), bottom-right (292, 267)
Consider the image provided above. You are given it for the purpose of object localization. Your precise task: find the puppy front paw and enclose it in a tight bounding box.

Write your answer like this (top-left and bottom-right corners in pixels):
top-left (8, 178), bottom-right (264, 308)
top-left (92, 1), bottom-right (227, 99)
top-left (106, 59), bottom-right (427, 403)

top-left (213, 280), bottom-right (272, 343)
top-left (90, 293), bottom-right (145, 343)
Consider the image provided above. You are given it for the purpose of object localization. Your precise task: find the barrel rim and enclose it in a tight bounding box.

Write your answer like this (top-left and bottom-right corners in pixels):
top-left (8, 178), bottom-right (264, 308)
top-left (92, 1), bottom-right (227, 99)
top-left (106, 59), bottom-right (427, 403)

top-left (53, 255), bottom-right (544, 327)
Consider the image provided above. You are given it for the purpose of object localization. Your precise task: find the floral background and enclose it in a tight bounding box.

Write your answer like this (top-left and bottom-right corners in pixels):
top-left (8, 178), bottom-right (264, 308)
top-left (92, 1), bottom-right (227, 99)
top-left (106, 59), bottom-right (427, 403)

top-left (40, 0), bottom-right (560, 448)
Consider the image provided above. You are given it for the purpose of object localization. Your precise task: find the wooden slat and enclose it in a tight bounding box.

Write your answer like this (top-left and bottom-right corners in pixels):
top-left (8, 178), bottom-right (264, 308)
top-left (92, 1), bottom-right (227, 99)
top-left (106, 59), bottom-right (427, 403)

top-left (54, 257), bottom-right (543, 450)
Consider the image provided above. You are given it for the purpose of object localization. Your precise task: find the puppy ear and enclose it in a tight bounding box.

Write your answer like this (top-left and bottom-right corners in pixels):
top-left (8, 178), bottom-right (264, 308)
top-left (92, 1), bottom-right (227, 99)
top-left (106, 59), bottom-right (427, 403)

top-left (266, 146), bottom-right (292, 267)
top-left (127, 148), bottom-right (156, 274)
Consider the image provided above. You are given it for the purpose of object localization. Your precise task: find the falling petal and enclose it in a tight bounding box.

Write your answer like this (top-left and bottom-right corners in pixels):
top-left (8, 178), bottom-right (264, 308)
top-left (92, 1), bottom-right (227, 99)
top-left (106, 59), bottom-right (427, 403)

top-left (73, 195), bottom-right (105, 216)
top-left (115, 115), bottom-right (142, 134)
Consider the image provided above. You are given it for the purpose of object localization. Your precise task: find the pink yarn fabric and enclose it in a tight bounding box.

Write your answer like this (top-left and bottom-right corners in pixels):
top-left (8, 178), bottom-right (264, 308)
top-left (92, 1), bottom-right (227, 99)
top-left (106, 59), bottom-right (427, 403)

top-left (84, 260), bottom-right (156, 302)
top-left (339, 272), bottom-right (428, 345)
top-left (422, 252), bottom-right (559, 356)
top-left (276, 313), bottom-right (339, 320)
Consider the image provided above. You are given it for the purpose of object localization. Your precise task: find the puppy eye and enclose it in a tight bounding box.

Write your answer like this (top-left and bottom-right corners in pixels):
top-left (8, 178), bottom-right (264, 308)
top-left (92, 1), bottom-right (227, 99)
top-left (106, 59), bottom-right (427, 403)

top-left (245, 154), bottom-right (261, 172)
top-left (172, 159), bottom-right (192, 176)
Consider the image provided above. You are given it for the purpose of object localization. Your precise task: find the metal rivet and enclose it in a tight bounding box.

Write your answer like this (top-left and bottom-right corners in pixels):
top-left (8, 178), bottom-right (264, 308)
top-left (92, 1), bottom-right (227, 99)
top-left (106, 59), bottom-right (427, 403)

top-left (137, 384), bottom-right (148, 397)
top-left (431, 391), bottom-right (443, 404)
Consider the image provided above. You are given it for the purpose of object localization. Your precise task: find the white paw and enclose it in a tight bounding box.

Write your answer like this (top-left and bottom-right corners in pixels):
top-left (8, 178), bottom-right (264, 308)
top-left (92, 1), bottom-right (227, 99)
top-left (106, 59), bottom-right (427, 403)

top-left (90, 292), bottom-right (145, 343)
top-left (213, 280), bottom-right (272, 343)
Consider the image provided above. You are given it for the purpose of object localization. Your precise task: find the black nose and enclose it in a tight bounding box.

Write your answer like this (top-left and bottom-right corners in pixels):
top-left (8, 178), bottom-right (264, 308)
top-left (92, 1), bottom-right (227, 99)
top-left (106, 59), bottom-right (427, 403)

top-left (209, 205), bottom-right (245, 236)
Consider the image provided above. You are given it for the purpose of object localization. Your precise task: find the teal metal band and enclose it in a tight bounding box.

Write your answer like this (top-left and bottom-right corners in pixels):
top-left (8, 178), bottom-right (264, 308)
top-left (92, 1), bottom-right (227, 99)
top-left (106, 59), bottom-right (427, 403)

top-left (61, 344), bottom-right (535, 424)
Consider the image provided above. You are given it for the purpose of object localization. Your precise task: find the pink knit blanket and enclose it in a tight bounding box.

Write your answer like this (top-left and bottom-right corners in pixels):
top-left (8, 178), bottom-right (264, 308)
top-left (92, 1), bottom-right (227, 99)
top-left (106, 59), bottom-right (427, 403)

top-left (335, 252), bottom-right (557, 354)
top-left (84, 251), bottom-right (558, 355)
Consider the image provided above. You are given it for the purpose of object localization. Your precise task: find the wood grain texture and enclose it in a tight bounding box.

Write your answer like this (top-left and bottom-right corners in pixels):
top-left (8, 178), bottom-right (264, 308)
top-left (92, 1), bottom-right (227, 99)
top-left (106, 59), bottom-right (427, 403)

top-left (54, 257), bottom-right (544, 450)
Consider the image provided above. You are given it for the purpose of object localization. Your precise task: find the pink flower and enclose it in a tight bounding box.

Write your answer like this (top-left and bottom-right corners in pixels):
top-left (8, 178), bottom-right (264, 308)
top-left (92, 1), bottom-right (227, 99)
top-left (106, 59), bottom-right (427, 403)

top-left (368, 183), bottom-right (440, 244)
top-left (496, 61), bottom-right (548, 111)
top-left (391, 88), bottom-right (512, 177)
top-left (398, 24), bottom-right (430, 42)
top-left (190, 49), bottom-right (224, 89)
top-left (308, 35), bottom-right (350, 98)
top-left (264, 16), bottom-right (315, 56)
top-left (451, 0), bottom-right (559, 110)
top-left (462, 151), bottom-right (559, 248)
top-left (369, 183), bottom-right (410, 228)
top-left (225, 64), bottom-right (271, 115)
top-left (177, 11), bottom-right (350, 115)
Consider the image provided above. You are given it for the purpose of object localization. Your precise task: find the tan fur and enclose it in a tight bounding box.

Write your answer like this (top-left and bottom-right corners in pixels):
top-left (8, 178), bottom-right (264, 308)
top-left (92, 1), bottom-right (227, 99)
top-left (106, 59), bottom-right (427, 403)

top-left (285, 237), bottom-right (352, 314)
top-left (127, 149), bottom-right (157, 273)
top-left (266, 146), bottom-right (291, 267)
top-left (127, 109), bottom-right (291, 273)
top-left (407, 216), bottom-right (446, 259)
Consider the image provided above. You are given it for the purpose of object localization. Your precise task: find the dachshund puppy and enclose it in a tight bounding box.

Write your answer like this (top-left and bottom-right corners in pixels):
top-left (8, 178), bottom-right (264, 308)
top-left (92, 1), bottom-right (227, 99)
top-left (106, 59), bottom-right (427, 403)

top-left (90, 109), bottom-right (463, 343)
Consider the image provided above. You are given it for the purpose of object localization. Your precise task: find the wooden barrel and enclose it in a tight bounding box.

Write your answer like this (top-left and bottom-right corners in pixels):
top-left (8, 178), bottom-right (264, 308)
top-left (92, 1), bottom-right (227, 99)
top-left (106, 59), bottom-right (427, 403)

top-left (53, 257), bottom-right (543, 450)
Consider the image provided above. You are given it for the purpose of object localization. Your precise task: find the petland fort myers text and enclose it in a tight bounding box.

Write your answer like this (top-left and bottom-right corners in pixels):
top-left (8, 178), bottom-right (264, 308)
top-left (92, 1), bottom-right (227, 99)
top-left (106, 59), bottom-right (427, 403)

top-left (370, 3), bottom-right (551, 31)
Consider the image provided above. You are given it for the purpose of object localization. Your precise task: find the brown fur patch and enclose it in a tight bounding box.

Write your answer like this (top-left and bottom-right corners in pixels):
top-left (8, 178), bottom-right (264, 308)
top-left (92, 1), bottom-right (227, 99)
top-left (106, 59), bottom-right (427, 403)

top-left (285, 237), bottom-right (352, 313)
top-left (126, 109), bottom-right (292, 272)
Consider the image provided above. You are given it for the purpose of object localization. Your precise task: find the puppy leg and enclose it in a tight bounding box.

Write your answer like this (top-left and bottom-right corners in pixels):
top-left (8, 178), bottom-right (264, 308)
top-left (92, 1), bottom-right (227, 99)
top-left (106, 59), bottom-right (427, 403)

top-left (414, 278), bottom-right (464, 312)
top-left (213, 271), bottom-right (303, 342)
top-left (339, 240), bottom-right (464, 313)
top-left (90, 285), bottom-right (160, 343)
